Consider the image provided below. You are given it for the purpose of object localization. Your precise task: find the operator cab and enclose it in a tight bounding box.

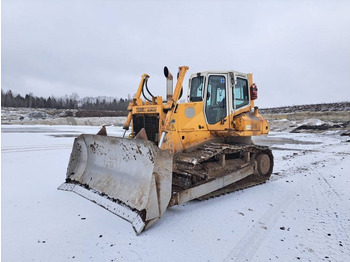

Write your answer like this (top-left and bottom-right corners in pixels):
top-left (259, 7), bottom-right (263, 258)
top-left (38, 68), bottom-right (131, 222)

top-left (188, 71), bottom-right (252, 125)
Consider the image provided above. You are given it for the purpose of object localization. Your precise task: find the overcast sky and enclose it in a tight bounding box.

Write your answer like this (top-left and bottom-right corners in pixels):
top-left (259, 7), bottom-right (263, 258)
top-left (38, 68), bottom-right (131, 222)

top-left (2, 0), bottom-right (350, 108)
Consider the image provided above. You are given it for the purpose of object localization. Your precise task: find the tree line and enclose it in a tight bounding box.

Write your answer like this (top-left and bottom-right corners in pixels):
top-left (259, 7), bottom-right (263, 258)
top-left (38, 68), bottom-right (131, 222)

top-left (1, 89), bottom-right (132, 111)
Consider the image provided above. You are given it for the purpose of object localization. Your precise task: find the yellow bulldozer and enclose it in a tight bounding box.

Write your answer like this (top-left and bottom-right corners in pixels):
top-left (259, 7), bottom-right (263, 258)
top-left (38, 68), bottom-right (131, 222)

top-left (59, 66), bottom-right (273, 234)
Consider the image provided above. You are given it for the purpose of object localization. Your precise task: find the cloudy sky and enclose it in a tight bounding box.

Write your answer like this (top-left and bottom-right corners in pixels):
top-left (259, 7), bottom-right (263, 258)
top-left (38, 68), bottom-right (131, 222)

top-left (2, 0), bottom-right (350, 107)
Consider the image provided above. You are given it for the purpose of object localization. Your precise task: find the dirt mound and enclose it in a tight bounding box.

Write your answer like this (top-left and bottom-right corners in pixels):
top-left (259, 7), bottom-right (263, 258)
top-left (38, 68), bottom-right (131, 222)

top-left (291, 122), bottom-right (349, 133)
top-left (260, 102), bottom-right (350, 133)
top-left (260, 102), bottom-right (350, 115)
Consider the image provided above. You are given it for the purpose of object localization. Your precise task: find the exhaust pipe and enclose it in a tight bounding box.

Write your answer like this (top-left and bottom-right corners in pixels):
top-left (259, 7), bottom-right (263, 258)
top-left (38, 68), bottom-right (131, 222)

top-left (164, 66), bottom-right (173, 101)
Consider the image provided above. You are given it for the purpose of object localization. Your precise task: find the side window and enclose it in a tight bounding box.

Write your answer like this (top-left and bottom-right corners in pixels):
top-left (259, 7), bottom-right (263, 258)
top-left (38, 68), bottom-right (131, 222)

top-left (189, 76), bottom-right (204, 102)
top-left (234, 78), bottom-right (249, 109)
top-left (205, 75), bottom-right (227, 124)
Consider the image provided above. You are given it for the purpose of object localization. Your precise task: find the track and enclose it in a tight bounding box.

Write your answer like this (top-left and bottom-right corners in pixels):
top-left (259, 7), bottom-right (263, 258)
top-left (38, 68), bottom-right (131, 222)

top-left (173, 142), bottom-right (274, 200)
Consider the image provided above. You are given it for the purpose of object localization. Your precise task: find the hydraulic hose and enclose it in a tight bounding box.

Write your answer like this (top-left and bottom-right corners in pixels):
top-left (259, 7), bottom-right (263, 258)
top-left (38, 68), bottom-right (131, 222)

top-left (145, 78), bottom-right (155, 98)
top-left (141, 78), bottom-right (152, 102)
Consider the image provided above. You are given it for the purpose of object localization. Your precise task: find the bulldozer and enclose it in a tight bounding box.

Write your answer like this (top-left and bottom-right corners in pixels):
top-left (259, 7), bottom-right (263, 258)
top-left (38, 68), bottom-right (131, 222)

top-left (59, 66), bottom-right (273, 234)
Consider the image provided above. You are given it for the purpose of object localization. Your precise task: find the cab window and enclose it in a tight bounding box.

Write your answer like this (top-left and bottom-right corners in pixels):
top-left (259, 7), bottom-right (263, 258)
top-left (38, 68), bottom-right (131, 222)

top-left (234, 78), bottom-right (249, 109)
top-left (189, 76), bottom-right (204, 102)
top-left (205, 75), bottom-right (227, 124)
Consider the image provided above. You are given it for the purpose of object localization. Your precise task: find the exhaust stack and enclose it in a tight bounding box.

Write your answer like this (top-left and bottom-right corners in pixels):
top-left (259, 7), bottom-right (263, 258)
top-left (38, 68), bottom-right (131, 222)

top-left (164, 66), bottom-right (173, 101)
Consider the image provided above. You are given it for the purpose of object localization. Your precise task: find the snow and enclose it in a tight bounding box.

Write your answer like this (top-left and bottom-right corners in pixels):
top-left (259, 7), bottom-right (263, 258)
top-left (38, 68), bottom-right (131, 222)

top-left (300, 118), bottom-right (324, 126)
top-left (2, 125), bottom-right (350, 261)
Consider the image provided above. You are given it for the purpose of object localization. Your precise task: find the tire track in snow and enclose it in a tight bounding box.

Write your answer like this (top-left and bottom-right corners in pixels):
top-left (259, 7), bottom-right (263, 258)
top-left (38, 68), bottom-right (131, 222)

top-left (223, 192), bottom-right (294, 262)
top-left (224, 136), bottom-right (349, 261)
top-left (300, 165), bottom-right (350, 261)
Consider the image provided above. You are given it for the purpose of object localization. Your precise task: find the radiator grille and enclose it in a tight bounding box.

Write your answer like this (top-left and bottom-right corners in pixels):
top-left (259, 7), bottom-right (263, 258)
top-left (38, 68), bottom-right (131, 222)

top-left (133, 115), bottom-right (159, 145)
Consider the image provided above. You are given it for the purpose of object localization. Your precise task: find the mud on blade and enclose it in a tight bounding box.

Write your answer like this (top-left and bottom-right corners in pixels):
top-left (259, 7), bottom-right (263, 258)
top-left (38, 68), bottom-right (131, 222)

top-left (58, 134), bottom-right (173, 234)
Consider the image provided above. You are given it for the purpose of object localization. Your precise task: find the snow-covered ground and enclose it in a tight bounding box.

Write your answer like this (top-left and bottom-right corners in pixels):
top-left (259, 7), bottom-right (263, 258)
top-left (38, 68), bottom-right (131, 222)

top-left (2, 125), bottom-right (350, 261)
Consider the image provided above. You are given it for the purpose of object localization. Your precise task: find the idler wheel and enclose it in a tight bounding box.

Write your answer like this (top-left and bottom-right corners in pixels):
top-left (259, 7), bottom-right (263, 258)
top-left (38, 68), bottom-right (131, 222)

top-left (256, 153), bottom-right (271, 176)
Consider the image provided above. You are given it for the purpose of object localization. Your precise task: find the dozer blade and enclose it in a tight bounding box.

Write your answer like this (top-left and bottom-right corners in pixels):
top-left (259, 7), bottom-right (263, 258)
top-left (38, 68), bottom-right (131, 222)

top-left (58, 134), bottom-right (173, 234)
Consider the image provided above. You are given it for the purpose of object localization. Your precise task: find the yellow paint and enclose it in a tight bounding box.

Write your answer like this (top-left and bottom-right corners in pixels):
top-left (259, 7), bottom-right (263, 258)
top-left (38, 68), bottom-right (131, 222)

top-left (125, 66), bottom-right (270, 153)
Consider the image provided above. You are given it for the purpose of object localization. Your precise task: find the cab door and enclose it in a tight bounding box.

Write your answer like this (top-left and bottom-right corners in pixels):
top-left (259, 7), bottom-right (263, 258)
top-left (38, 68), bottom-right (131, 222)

top-left (204, 74), bottom-right (230, 131)
top-left (228, 73), bottom-right (251, 130)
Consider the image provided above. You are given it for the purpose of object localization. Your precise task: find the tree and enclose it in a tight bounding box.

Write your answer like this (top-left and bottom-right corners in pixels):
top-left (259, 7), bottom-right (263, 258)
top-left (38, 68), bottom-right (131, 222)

top-left (1, 89), bottom-right (5, 106)
top-left (5, 90), bottom-right (14, 107)
top-left (25, 93), bottom-right (34, 108)
top-left (46, 97), bottom-right (52, 108)
top-left (1, 89), bottom-right (131, 111)
top-left (70, 92), bottom-right (79, 109)
top-left (51, 96), bottom-right (58, 109)
top-left (15, 94), bottom-right (25, 107)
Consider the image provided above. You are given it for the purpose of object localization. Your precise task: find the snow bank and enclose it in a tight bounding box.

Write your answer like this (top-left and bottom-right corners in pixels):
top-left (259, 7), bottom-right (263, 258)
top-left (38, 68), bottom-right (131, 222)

top-left (2, 107), bottom-right (127, 126)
